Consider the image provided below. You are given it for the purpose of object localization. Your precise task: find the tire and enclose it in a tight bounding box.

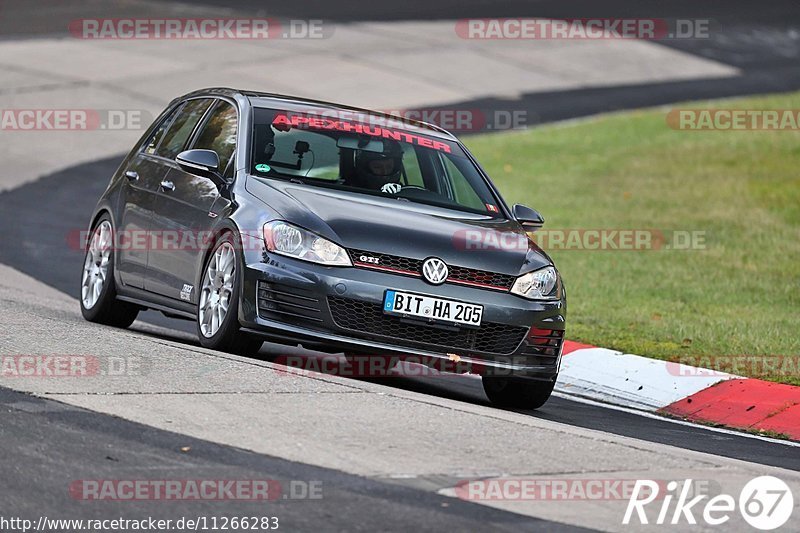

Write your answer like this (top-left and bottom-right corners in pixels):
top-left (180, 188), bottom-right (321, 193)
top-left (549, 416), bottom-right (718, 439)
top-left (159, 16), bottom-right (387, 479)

top-left (481, 376), bottom-right (556, 409)
top-left (80, 215), bottom-right (140, 328)
top-left (197, 232), bottom-right (262, 355)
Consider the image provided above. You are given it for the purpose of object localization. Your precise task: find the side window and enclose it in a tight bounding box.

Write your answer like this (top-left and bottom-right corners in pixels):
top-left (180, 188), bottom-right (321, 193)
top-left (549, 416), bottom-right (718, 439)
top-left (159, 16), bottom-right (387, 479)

top-left (191, 101), bottom-right (238, 175)
top-left (142, 104), bottom-right (182, 155)
top-left (156, 98), bottom-right (213, 160)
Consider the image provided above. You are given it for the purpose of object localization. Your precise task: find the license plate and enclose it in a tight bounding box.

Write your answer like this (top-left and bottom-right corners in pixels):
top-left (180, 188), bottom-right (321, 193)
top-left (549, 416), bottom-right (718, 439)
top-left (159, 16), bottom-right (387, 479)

top-left (383, 290), bottom-right (483, 327)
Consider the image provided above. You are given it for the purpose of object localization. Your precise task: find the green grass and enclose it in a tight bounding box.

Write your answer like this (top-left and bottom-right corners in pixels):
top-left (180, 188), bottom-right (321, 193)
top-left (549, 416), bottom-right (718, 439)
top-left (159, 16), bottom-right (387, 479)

top-left (464, 92), bottom-right (800, 385)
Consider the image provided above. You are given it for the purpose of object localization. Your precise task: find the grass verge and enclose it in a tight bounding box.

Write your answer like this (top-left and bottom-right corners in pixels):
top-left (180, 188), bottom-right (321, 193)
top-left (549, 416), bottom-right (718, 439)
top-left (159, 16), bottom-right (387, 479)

top-left (465, 92), bottom-right (800, 385)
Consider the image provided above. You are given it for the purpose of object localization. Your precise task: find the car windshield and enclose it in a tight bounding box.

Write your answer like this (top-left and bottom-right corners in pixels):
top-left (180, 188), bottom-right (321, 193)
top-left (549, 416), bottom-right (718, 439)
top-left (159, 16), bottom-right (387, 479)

top-left (250, 107), bottom-right (503, 217)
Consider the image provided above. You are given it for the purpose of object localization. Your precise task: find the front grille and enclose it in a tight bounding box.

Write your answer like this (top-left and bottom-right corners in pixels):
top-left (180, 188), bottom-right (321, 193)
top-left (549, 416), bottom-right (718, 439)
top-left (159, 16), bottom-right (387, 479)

top-left (349, 249), bottom-right (515, 291)
top-left (448, 265), bottom-right (516, 290)
top-left (257, 281), bottom-right (323, 322)
top-left (520, 328), bottom-right (564, 366)
top-left (328, 296), bottom-right (528, 355)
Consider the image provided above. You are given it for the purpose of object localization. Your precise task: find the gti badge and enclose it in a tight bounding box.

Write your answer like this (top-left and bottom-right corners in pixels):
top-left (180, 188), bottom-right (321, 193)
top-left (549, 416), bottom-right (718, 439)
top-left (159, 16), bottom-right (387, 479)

top-left (422, 257), bottom-right (448, 285)
top-left (358, 255), bottom-right (380, 265)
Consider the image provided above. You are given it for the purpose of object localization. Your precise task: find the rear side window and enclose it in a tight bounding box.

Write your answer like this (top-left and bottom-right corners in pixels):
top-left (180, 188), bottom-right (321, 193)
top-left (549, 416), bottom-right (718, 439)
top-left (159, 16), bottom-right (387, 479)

top-left (156, 98), bottom-right (213, 160)
top-left (191, 101), bottom-right (238, 176)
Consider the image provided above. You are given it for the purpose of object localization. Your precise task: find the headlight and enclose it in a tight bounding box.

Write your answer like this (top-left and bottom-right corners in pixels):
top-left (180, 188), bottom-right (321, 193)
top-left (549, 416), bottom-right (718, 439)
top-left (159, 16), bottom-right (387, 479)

top-left (510, 266), bottom-right (560, 300)
top-left (262, 221), bottom-right (352, 266)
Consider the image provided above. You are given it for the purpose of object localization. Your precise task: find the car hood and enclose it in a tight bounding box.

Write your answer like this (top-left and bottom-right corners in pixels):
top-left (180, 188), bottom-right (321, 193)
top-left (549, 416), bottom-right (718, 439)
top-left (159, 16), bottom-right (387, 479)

top-left (245, 177), bottom-right (551, 276)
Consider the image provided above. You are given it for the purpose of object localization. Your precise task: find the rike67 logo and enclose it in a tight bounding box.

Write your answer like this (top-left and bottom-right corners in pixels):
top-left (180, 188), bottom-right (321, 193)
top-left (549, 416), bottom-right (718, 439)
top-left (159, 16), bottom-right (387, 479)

top-left (624, 476), bottom-right (794, 530)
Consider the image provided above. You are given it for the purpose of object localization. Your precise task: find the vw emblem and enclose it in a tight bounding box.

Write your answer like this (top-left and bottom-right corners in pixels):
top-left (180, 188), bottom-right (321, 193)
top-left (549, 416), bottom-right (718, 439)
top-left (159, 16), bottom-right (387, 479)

top-left (422, 257), bottom-right (448, 285)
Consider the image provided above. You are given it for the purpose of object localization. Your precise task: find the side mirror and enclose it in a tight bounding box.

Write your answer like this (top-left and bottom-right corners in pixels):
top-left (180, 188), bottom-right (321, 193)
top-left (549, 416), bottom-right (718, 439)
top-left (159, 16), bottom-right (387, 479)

top-left (176, 149), bottom-right (225, 187)
top-left (512, 204), bottom-right (545, 231)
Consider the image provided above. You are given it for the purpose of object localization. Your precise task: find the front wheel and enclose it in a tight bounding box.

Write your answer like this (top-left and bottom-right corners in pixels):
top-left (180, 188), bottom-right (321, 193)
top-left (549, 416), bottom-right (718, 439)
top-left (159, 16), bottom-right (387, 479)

top-left (482, 376), bottom-right (556, 409)
top-left (80, 216), bottom-right (139, 328)
top-left (197, 233), bottom-right (262, 355)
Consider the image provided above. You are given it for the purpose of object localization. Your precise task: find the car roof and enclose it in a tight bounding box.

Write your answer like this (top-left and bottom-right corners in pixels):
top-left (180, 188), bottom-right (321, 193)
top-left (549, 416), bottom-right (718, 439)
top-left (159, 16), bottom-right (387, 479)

top-left (177, 87), bottom-right (458, 141)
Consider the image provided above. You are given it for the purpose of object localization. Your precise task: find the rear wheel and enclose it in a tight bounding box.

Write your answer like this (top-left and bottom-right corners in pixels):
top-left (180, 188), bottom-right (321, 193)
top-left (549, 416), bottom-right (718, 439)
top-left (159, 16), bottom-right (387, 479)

top-left (197, 233), bottom-right (262, 355)
top-left (80, 216), bottom-right (139, 328)
top-left (482, 376), bottom-right (556, 409)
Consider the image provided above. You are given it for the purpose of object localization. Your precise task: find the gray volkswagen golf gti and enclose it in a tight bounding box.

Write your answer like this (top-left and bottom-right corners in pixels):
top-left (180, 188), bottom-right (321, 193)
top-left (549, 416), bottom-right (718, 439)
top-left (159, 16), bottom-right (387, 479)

top-left (80, 88), bottom-right (566, 408)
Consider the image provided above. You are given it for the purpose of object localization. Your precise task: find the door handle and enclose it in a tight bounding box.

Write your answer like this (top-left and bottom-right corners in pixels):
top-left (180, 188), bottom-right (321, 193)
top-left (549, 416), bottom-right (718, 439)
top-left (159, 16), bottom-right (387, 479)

top-left (125, 170), bottom-right (139, 181)
top-left (160, 180), bottom-right (175, 192)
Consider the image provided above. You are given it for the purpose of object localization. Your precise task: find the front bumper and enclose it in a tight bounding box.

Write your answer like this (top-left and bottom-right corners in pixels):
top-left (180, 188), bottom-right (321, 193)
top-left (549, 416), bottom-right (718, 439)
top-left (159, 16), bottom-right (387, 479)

top-left (239, 254), bottom-right (566, 379)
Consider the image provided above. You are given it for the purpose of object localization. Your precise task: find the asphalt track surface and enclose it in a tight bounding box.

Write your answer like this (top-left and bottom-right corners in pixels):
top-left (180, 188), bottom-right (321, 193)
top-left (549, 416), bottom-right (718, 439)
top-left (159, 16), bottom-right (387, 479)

top-left (0, 388), bottom-right (582, 532)
top-left (1, 1), bottom-right (799, 530)
top-left (2, 387), bottom-right (590, 532)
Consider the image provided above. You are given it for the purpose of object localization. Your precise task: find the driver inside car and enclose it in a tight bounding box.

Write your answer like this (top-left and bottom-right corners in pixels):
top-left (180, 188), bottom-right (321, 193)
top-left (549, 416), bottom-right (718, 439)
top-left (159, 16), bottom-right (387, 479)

top-left (351, 141), bottom-right (405, 194)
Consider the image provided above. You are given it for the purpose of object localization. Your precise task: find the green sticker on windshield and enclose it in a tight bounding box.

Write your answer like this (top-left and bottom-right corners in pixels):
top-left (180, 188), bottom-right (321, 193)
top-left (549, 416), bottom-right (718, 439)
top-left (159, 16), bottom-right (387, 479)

top-left (255, 164), bottom-right (271, 173)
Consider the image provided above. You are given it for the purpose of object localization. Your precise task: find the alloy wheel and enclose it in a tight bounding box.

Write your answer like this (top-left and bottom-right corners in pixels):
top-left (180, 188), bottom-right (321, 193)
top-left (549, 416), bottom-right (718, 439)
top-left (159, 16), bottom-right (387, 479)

top-left (81, 220), bottom-right (112, 309)
top-left (199, 242), bottom-right (236, 338)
